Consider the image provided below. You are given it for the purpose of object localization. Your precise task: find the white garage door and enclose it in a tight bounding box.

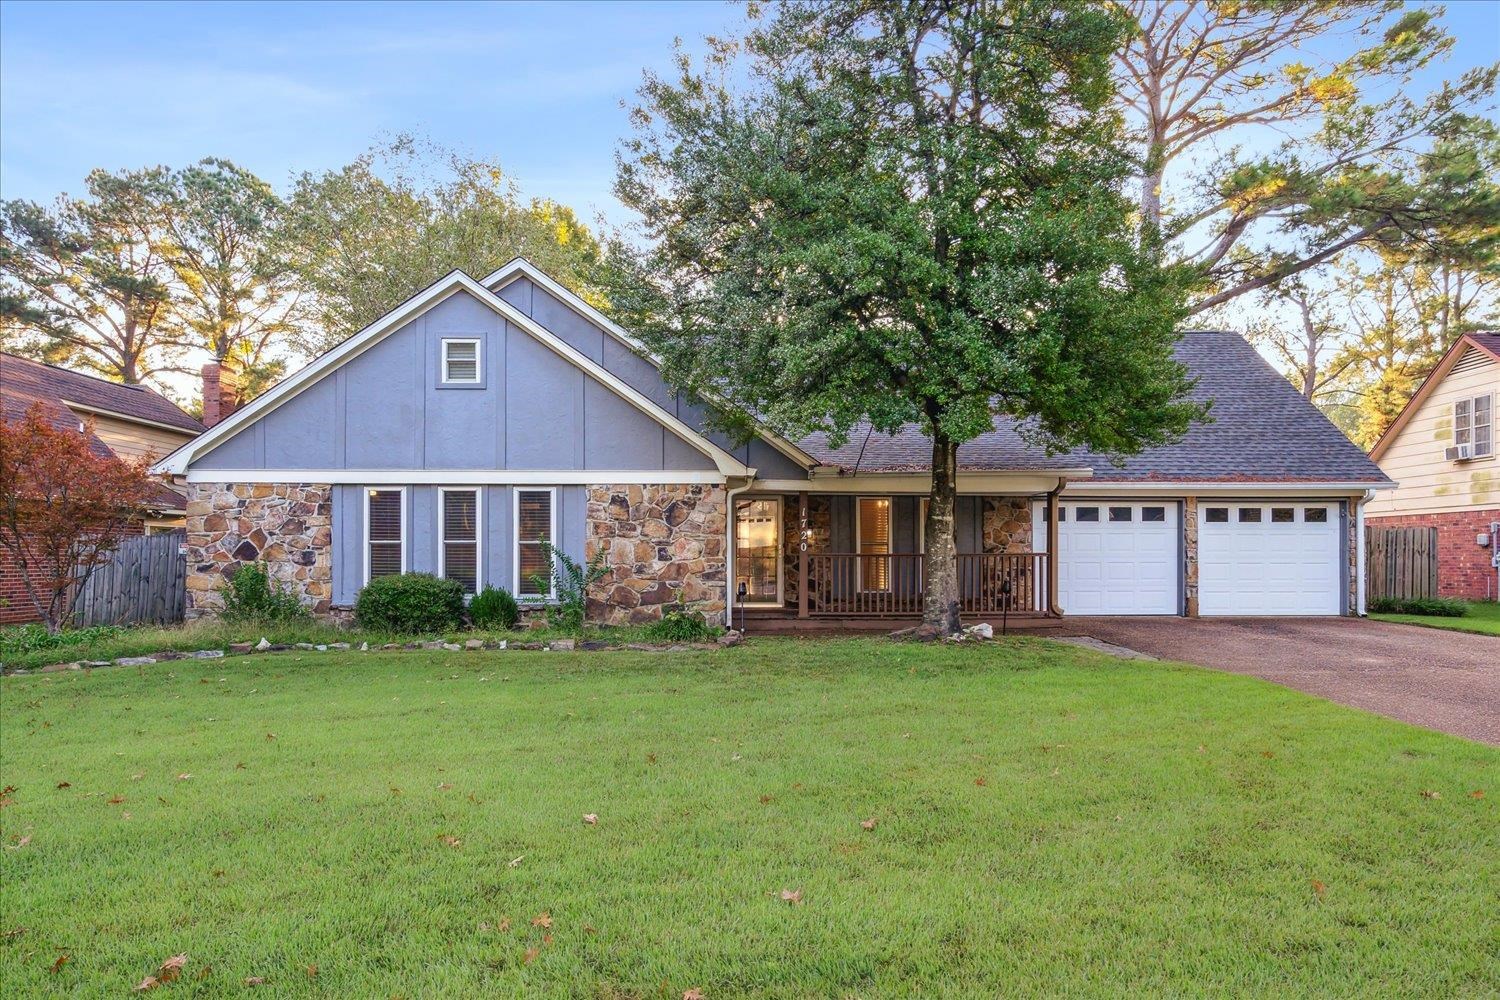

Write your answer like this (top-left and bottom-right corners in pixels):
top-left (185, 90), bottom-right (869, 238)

top-left (1046, 501), bottom-right (1180, 615)
top-left (1197, 502), bottom-right (1341, 616)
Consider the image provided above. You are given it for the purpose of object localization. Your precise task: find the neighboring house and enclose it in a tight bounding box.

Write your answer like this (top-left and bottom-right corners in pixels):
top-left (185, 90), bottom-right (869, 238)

top-left (1367, 332), bottom-right (1500, 602)
top-left (0, 353), bottom-right (205, 624)
top-left (153, 260), bottom-right (1392, 627)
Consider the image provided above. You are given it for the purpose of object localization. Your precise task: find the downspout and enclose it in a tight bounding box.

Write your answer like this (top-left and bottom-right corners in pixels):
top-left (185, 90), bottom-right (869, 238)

top-left (1045, 477), bottom-right (1067, 617)
top-left (723, 474), bottom-right (757, 630)
top-left (1356, 489), bottom-right (1373, 616)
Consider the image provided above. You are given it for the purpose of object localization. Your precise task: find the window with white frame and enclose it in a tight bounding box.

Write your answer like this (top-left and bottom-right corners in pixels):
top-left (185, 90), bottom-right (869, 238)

top-left (440, 488), bottom-right (481, 594)
top-left (441, 338), bottom-right (481, 384)
top-left (1455, 393), bottom-right (1493, 458)
top-left (365, 488), bottom-right (405, 582)
top-left (515, 489), bottom-right (555, 599)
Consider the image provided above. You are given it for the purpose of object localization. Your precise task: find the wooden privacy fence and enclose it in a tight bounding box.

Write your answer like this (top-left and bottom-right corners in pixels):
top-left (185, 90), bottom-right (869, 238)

top-left (1365, 526), bottom-right (1438, 601)
top-left (73, 530), bottom-right (187, 626)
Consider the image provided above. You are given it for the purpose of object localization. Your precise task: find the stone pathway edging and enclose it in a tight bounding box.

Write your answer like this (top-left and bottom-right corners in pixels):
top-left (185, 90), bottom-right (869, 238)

top-left (7, 630), bottom-right (747, 676)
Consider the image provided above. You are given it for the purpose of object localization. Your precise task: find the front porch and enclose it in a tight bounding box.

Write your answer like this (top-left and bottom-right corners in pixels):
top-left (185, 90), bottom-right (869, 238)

top-left (731, 491), bottom-right (1061, 629)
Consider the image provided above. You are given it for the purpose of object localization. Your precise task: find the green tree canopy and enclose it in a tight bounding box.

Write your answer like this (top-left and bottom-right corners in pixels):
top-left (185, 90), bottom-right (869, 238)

top-left (616, 0), bottom-right (1205, 634)
top-left (284, 135), bottom-right (619, 353)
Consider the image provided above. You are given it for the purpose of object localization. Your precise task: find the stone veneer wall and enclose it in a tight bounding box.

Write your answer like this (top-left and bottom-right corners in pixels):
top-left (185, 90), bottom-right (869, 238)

top-left (184, 483), bottom-right (333, 619)
top-left (981, 497), bottom-right (1033, 553)
top-left (782, 495), bottom-right (833, 606)
top-left (1183, 497), bottom-right (1199, 616)
top-left (585, 484), bottom-right (727, 625)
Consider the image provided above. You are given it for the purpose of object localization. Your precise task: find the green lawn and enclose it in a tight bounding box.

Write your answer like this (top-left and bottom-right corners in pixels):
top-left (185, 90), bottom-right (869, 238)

top-left (1373, 600), bottom-right (1500, 636)
top-left (2, 639), bottom-right (1495, 997)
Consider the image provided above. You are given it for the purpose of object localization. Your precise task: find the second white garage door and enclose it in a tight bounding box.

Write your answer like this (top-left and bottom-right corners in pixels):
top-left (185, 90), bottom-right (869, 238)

top-left (1197, 502), bottom-right (1342, 616)
top-left (1043, 501), bottom-right (1180, 615)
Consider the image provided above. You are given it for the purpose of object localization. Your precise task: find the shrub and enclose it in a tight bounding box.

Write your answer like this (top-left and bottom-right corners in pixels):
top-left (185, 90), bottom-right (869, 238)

top-left (469, 585), bottom-right (520, 630)
top-left (641, 603), bottom-right (717, 643)
top-left (1368, 596), bottom-right (1468, 617)
top-left (527, 541), bottom-right (609, 633)
top-left (219, 563), bottom-right (310, 625)
top-left (354, 573), bottom-right (465, 633)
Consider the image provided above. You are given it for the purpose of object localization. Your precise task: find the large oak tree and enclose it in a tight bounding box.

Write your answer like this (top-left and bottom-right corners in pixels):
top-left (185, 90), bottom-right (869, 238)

top-left (616, 0), bottom-right (1204, 635)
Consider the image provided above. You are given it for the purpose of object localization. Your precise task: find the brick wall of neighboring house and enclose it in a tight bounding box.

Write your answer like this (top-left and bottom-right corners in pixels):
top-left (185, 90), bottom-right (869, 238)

top-left (584, 484), bottom-right (728, 626)
top-left (1366, 508), bottom-right (1500, 602)
top-left (184, 483), bottom-right (334, 619)
top-left (1, 521), bottom-right (146, 627)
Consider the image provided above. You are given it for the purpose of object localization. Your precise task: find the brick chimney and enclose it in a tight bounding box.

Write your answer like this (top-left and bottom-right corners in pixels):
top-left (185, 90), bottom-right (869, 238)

top-left (201, 362), bottom-right (239, 427)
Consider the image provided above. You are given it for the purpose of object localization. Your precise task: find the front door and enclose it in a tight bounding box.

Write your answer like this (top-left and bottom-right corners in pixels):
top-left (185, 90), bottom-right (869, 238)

top-left (734, 497), bottom-right (783, 606)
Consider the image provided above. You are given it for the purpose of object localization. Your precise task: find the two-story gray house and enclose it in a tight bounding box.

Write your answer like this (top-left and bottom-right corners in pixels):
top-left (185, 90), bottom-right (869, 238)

top-left (154, 259), bottom-right (1392, 628)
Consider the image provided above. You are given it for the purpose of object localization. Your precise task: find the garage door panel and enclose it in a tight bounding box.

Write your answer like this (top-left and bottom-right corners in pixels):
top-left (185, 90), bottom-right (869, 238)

top-left (1052, 502), bottom-right (1180, 616)
top-left (1198, 503), bottom-right (1340, 616)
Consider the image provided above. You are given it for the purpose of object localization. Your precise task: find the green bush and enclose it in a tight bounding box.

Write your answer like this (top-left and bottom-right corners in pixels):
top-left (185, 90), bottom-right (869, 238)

top-left (218, 563), bottom-right (310, 625)
top-left (641, 604), bottom-right (717, 643)
top-left (1369, 596), bottom-right (1468, 617)
top-left (528, 541), bottom-right (609, 633)
top-left (469, 585), bottom-right (520, 630)
top-left (354, 573), bottom-right (466, 633)
top-left (1, 622), bottom-right (125, 659)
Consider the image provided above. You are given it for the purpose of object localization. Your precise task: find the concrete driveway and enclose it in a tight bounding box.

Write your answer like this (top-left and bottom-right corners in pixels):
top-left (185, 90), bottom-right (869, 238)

top-left (1058, 616), bottom-right (1500, 746)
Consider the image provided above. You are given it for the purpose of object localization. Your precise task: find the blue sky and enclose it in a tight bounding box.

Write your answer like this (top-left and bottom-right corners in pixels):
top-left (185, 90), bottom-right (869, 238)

top-left (2, 0), bottom-right (1497, 235)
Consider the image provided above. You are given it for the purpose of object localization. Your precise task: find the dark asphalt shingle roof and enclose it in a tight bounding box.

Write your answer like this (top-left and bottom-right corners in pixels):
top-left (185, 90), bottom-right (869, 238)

top-left (1466, 331), bottom-right (1500, 361)
top-left (795, 331), bottom-right (1392, 484)
top-left (1, 353), bottom-right (204, 433)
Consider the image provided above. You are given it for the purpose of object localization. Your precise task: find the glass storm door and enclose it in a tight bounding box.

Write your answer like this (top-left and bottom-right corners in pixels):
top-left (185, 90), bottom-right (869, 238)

top-left (734, 498), bottom-right (782, 606)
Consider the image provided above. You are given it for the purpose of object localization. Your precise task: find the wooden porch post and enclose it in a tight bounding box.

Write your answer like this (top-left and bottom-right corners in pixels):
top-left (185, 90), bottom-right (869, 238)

top-left (797, 491), bottom-right (809, 618)
top-left (1046, 478), bottom-right (1064, 617)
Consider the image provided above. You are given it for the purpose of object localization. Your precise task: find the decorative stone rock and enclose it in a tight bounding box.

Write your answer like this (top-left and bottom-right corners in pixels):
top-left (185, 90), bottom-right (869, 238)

top-left (586, 483), bottom-right (727, 626)
top-left (512, 642), bottom-right (543, 651)
top-left (315, 645), bottom-right (328, 651)
top-left (183, 482), bottom-right (333, 619)
top-left (964, 623), bottom-right (994, 640)
top-left (492, 640), bottom-right (507, 650)
top-left (382, 643), bottom-right (400, 650)
top-left (551, 638), bottom-right (576, 651)
top-left (294, 643), bottom-right (316, 651)
top-left (716, 630), bottom-right (743, 647)
top-left (115, 656), bottom-right (156, 666)
top-left (154, 651), bottom-right (184, 661)
top-left (189, 649), bottom-right (225, 659)
top-left (441, 643), bottom-right (462, 652)
top-left (359, 642), bottom-right (369, 651)
top-left (41, 662), bottom-right (72, 673)
top-left (578, 640), bottom-right (608, 651)
top-left (464, 639), bottom-right (484, 650)
top-left (255, 637), bottom-right (272, 651)
top-left (421, 641), bottom-right (446, 650)
top-left (329, 642), bottom-right (351, 650)
top-left (229, 643), bottom-right (253, 655)
top-left (80, 660), bottom-right (112, 668)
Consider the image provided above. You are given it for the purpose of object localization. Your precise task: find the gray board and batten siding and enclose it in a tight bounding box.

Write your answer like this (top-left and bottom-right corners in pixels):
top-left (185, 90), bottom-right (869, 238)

top-left (186, 280), bottom-right (809, 604)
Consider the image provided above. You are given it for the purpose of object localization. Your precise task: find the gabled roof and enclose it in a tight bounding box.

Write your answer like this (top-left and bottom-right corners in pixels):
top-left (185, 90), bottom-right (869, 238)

top-left (483, 258), bottom-right (818, 471)
top-left (1370, 331), bottom-right (1500, 462)
top-left (798, 332), bottom-right (1392, 485)
top-left (152, 269), bottom-right (755, 478)
top-left (1, 353), bottom-right (203, 433)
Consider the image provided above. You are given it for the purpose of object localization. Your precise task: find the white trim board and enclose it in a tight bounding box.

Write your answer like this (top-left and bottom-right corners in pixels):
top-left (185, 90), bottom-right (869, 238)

top-left (182, 469), bottom-right (727, 485)
top-left (61, 400), bottom-right (201, 436)
top-left (483, 257), bottom-right (819, 472)
top-left (152, 270), bottom-right (753, 479)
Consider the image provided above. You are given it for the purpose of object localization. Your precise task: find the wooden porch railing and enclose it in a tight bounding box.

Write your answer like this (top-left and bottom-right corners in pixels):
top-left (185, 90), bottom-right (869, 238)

top-left (803, 553), bottom-right (1048, 617)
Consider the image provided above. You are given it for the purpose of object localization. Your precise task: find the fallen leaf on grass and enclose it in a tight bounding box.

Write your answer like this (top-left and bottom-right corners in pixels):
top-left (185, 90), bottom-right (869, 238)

top-left (439, 835), bottom-right (462, 849)
top-left (306, 964), bottom-right (318, 979)
top-left (974, 777), bottom-right (987, 787)
top-left (498, 917), bottom-right (511, 932)
top-left (467, 793), bottom-right (482, 805)
top-left (523, 947), bottom-right (540, 965)
top-left (50, 953), bottom-right (69, 974)
top-left (437, 782), bottom-right (453, 791)
top-left (134, 976), bottom-right (161, 992)
top-left (1420, 789), bottom-right (1441, 799)
top-left (244, 975), bottom-right (265, 985)
top-left (1, 927), bottom-right (25, 940)
top-left (390, 786), bottom-right (403, 796)
top-left (7, 835), bottom-right (31, 849)
top-left (1470, 790), bottom-right (1485, 799)
top-left (1311, 880), bottom-right (1327, 898)
top-left (860, 818), bottom-right (877, 831)
top-left (235, 762), bottom-right (246, 770)
top-left (759, 795), bottom-right (773, 805)
top-left (684, 990), bottom-right (704, 1000)
top-left (130, 773), bottom-right (144, 781)
top-left (195, 964), bottom-right (211, 981)
top-left (55, 781), bottom-right (70, 789)
top-left (779, 889), bottom-right (803, 905)
top-left (531, 912), bottom-right (553, 929)
top-left (646, 752), bottom-right (657, 765)
top-left (108, 795), bottom-right (125, 805)
top-left (264, 733), bottom-right (276, 741)
top-left (583, 925), bottom-right (597, 934)
top-left (582, 813), bottom-right (598, 825)
top-left (508, 855), bottom-right (524, 868)
top-left (1260, 751), bottom-right (1275, 759)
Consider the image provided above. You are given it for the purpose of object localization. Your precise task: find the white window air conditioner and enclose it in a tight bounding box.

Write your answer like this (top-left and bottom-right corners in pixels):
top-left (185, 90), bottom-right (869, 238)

top-left (1445, 442), bottom-right (1474, 461)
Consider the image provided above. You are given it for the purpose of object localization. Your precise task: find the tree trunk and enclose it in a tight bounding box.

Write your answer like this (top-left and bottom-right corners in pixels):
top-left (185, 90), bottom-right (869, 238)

top-left (921, 432), bottom-right (962, 638)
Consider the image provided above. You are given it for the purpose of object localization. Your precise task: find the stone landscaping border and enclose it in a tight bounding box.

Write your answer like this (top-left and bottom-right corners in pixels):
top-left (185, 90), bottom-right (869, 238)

top-left (6, 630), bottom-right (746, 676)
